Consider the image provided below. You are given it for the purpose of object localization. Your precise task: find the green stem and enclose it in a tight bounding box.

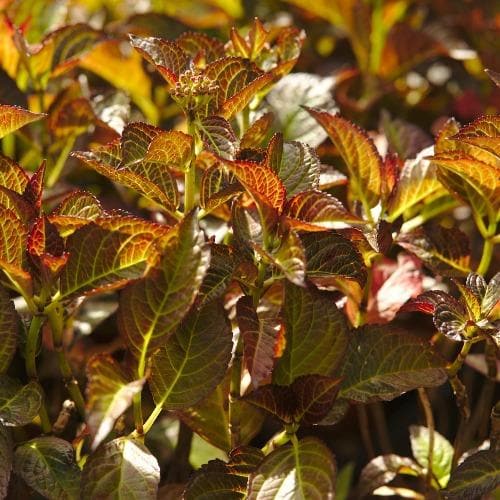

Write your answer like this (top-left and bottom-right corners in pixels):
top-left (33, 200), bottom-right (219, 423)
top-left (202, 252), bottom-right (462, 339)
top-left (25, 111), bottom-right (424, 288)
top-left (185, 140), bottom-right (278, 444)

top-left (133, 393), bottom-right (144, 435)
top-left (447, 341), bottom-right (472, 378)
top-left (229, 336), bottom-right (243, 449)
top-left (26, 314), bottom-right (52, 433)
top-left (45, 302), bottom-right (86, 418)
top-left (418, 388), bottom-right (435, 487)
top-left (477, 235), bottom-right (494, 276)
top-left (398, 198), bottom-right (457, 232)
top-left (2, 134), bottom-right (15, 158)
top-left (46, 134), bottom-right (77, 188)
top-left (184, 120), bottom-right (201, 214)
top-left (261, 429), bottom-right (293, 455)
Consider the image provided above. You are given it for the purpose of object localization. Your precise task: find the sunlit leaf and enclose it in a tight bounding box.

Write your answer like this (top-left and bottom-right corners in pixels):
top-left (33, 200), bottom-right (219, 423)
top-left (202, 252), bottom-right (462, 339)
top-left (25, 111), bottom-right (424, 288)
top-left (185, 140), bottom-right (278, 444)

top-left (119, 211), bottom-right (210, 370)
top-left (0, 207), bottom-right (27, 273)
top-left (244, 374), bottom-right (341, 425)
top-left (14, 437), bottom-right (80, 500)
top-left (443, 450), bottom-right (500, 499)
top-left (339, 325), bottom-right (447, 402)
top-left (397, 224), bottom-right (470, 276)
top-left (285, 190), bottom-right (363, 230)
top-left (268, 140), bottom-right (321, 197)
top-left (410, 425), bottom-right (453, 487)
top-left (433, 298), bottom-right (469, 341)
top-left (184, 446), bottom-right (263, 500)
top-left (0, 377), bottom-right (42, 426)
top-left (482, 272), bottom-right (500, 317)
top-left (149, 301), bottom-right (232, 410)
top-left (236, 296), bottom-right (280, 388)
top-left (81, 437), bottom-right (160, 500)
top-left (0, 425), bottom-right (12, 498)
top-left (247, 437), bottom-right (336, 499)
top-left (241, 112), bottom-right (274, 149)
top-left (144, 130), bottom-right (193, 169)
top-left (200, 163), bottom-right (240, 211)
top-left (273, 283), bottom-right (349, 385)
top-left (307, 108), bottom-right (382, 210)
top-left (0, 285), bottom-right (17, 374)
top-left (0, 104), bottom-right (44, 139)
top-left (86, 354), bottom-right (145, 450)
top-left (301, 231), bottom-right (367, 288)
top-left (60, 216), bottom-right (168, 298)
top-left (177, 31), bottom-right (225, 63)
top-left (199, 116), bottom-right (239, 160)
top-left (0, 155), bottom-right (29, 193)
top-left (358, 454), bottom-right (421, 497)
top-left (451, 115), bottom-right (500, 158)
top-left (264, 73), bottom-right (337, 147)
top-left (224, 160), bottom-right (286, 211)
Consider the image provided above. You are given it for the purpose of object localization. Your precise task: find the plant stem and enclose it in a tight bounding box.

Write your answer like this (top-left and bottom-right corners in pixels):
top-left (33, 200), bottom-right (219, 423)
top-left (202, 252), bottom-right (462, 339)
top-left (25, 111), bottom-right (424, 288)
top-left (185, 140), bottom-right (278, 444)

top-left (261, 429), bottom-right (293, 455)
top-left (447, 341), bottom-right (472, 378)
top-left (184, 120), bottom-right (200, 214)
top-left (370, 402), bottom-right (392, 453)
top-left (356, 405), bottom-right (375, 459)
top-left (133, 393), bottom-right (144, 435)
top-left (166, 421), bottom-right (193, 483)
top-left (477, 235), bottom-right (494, 275)
top-left (46, 134), bottom-right (77, 188)
top-left (45, 302), bottom-right (86, 418)
top-left (229, 336), bottom-right (243, 449)
top-left (418, 388), bottom-right (435, 487)
top-left (25, 314), bottom-right (52, 433)
top-left (399, 198), bottom-right (457, 232)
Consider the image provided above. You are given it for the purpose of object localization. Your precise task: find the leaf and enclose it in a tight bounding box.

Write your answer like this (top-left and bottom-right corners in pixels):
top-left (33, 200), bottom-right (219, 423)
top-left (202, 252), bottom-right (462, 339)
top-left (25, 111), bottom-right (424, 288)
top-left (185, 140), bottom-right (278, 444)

top-left (224, 160), bottom-right (286, 211)
top-left (358, 454), bottom-right (421, 497)
top-left (0, 155), bottom-right (29, 193)
top-left (433, 298), bottom-right (469, 342)
top-left (149, 302), bottom-right (232, 410)
top-left (236, 296), bottom-right (280, 388)
top-left (0, 207), bottom-right (27, 272)
top-left (85, 354), bottom-right (145, 450)
top-left (144, 129), bottom-right (193, 170)
top-left (0, 425), bottom-right (12, 498)
top-left (79, 39), bottom-right (156, 121)
top-left (247, 437), bottom-right (336, 499)
top-left (483, 272), bottom-right (500, 317)
top-left (485, 69), bottom-right (500, 87)
top-left (200, 163), bottom-right (240, 211)
top-left (443, 450), bottom-right (500, 499)
top-left (244, 375), bottom-right (341, 425)
top-left (199, 116), bottom-right (239, 160)
top-left (451, 115), bottom-right (500, 158)
top-left (129, 35), bottom-right (189, 85)
top-left (0, 377), bottom-right (42, 426)
top-left (301, 231), bottom-right (367, 288)
top-left (177, 32), bottom-right (226, 63)
top-left (264, 73), bottom-right (337, 147)
top-left (184, 446), bottom-right (264, 500)
top-left (81, 437), bottom-right (160, 500)
top-left (0, 104), bottom-right (44, 139)
top-left (397, 224), bottom-right (470, 276)
top-left (60, 216), bottom-right (168, 298)
top-left (339, 325), bottom-right (447, 402)
top-left (284, 190), bottom-right (363, 229)
top-left (118, 211), bottom-right (210, 370)
top-left (269, 140), bottom-right (321, 197)
top-left (14, 437), bottom-right (81, 500)
top-left (387, 147), bottom-right (443, 220)
top-left (409, 425), bottom-right (453, 487)
top-left (307, 109), bottom-right (382, 210)
top-left (0, 284), bottom-right (18, 374)
top-left (22, 160), bottom-right (45, 211)
top-left (431, 152), bottom-right (499, 219)
top-left (273, 283), bottom-right (349, 385)
top-left (241, 112), bottom-right (274, 149)
top-left (198, 244), bottom-right (238, 305)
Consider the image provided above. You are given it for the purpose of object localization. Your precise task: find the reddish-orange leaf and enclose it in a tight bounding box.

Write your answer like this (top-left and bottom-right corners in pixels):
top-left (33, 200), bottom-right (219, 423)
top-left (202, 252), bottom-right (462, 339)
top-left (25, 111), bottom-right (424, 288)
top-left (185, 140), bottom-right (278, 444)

top-left (0, 104), bottom-right (44, 139)
top-left (22, 161), bottom-right (45, 211)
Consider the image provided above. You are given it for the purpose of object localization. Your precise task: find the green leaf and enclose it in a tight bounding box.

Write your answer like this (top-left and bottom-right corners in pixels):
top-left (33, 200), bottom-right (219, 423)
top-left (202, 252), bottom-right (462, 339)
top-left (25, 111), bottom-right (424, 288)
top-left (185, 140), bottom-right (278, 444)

top-left (0, 377), bottom-right (42, 426)
top-left (397, 224), bottom-right (470, 276)
top-left (388, 149), bottom-right (443, 220)
top-left (0, 284), bottom-right (18, 374)
top-left (273, 283), bottom-right (349, 385)
top-left (0, 425), bottom-right (12, 499)
top-left (199, 116), bottom-right (239, 160)
top-left (184, 446), bottom-right (264, 500)
top-left (307, 109), bottom-right (382, 210)
top-left (444, 450), bottom-right (500, 499)
top-left (0, 104), bottom-right (44, 139)
top-left (143, 129), bottom-right (193, 170)
top-left (244, 374), bottom-right (341, 425)
top-left (60, 216), bottom-right (168, 298)
top-left (14, 437), bottom-right (81, 500)
top-left (177, 32), bottom-right (225, 63)
top-left (247, 437), bottom-right (336, 499)
top-left (236, 296), bottom-right (280, 388)
top-left (241, 112), bottom-right (274, 149)
top-left (149, 302), bottom-right (232, 410)
top-left (81, 437), bottom-right (160, 500)
top-left (284, 190), bottom-right (363, 230)
top-left (200, 163), bottom-right (240, 211)
top-left (268, 140), bottom-right (321, 197)
top-left (0, 206), bottom-right (26, 271)
top-left (264, 73), bottom-right (337, 147)
top-left (340, 325), bottom-right (447, 402)
top-left (119, 211), bottom-right (210, 373)
top-left (85, 354), bottom-right (145, 450)
top-left (0, 155), bottom-right (29, 193)
top-left (409, 425), bottom-right (453, 487)
top-left (302, 231), bottom-right (367, 288)
top-left (358, 454), bottom-right (421, 497)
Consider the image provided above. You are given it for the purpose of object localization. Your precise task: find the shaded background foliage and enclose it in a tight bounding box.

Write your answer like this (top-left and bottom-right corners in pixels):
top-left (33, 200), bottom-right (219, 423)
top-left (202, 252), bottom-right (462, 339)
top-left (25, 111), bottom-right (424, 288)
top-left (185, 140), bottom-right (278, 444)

top-left (0, 0), bottom-right (498, 499)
